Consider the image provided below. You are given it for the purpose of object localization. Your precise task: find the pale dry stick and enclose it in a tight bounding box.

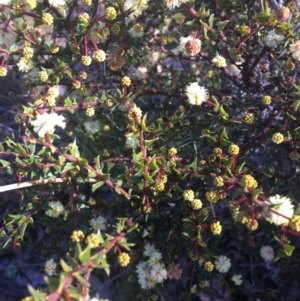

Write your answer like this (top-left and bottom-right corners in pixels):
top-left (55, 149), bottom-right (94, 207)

top-left (0, 177), bottom-right (97, 193)
top-left (0, 177), bottom-right (143, 193)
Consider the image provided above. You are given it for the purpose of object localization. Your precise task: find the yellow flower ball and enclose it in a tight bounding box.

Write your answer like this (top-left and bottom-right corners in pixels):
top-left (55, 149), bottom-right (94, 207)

top-left (244, 112), bottom-right (254, 124)
top-left (94, 50), bottom-right (106, 62)
top-left (191, 199), bottom-right (202, 210)
top-left (86, 107), bottom-right (95, 116)
top-left (210, 221), bottom-right (222, 235)
top-left (121, 76), bottom-right (131, 87)
top-left (38, 71), bottom-right (48, 82)
top-left (228, 144), bottom-right (239, 155)
top-left (241, 174), bottom-right (258, 189)
top-left (204, 261), bottom-right (214, 272)
top-left (289, 215), bottom-right (300, 232)
top-left (23, 47), bottom-right (34, 59)
top-left (82, 0), bottom-right (92, 5)
top-left (173, 13), bottom-right (185, 24)
top-left (168, 147), bottom-right (177, 155)
top-left (111, 23), bottom-right (121, 35)
top-left (246, 220), bottom-right (258, 231)
top-left (206, 191), bottom-right (220, 203)
top-left (272, 132), bottom-right (284, 144)
top-left (42, 13), bottom-right (54, 25)
top-left (73, 80), bottom-right (81, 89)
top-left (50, 43), bottom-right (60, 53)
top-left (25, 0), bottom-right (37, 9)
top-left (81, 55), bottom-right (92, 66)
top-left (106, 7), bottom-right (117, 20)
top-left (118, 252), bottom-right (130, 267)
top-left (183, 189), bottom-right (194, 201)
top-left (71, 230), bottom-right (85, 243)
top-left (289, 152), bottom-right (300, 161)
top-left (214, 176), bottom-right (224, 187)
top-left (86, 233), bottom-right (101, 248)
top-left (262, 95), bottom-right (272, 105)
top-left (0, 66), bottom-right (8, 77)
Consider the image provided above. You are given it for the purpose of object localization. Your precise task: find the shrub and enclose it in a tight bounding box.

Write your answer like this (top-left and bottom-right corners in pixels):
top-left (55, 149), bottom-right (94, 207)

top-left (0, 0), bottom-right (300, 300)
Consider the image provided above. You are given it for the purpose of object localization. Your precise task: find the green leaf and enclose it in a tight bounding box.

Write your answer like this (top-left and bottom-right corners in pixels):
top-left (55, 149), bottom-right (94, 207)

top-left (286, 112), bottom-right (296, 121)
top-left (62, 162), bottom-right (77, 173)
top-left (252, 188), bottom-right (262, 200)
top-left (217, 20), bottom-right (229, 30)
top-left (189, 157), bottom-right (198, 170)
top-left (16, 143), bottom-right (26, 154)
top-left (127, 223), bottom-right (139, 233)
top-left (74, 243), bottom-right (83, 263)
top-left (220, 138), bottom-right (232, 146)
top-left (221, 127), bottom-right (228, 139)
top-left (225, 166), bottom-right (234, 177)
top-left (140, 113), bottom-right (149, 131)
top-left (0, 159), bottom-right (10, 167)
top-left (92, 181), bottom-right (104, 192)
top-left (60, 259), bottom-right (73, 273)
top-left (65, 96), bottom-right (73, 106)
top-left (199, 20), bottom-right (209, 40)
top-left (70, 140), bottom-right (80, 157)
top-left (211, 95), bottom-right (220, 106)
top-left (73, 273), bottom-right (90, 287)
top-left (274, 250), bottom-right (285, 262)
top-left (208, 13), bottom-right (214, 27)
top-left (219, 105), bottom-right (229, 118)
top-left (76, 157), bottom-right (88, 167)
top-left (144, 138), bottom-right (159, 148)
top-left (78, 246), bottom-right (91, 264)
top-left (284, 244), bottom-right (295, 257)
top-left (59, 156), bottom-right (66, 164)
top-left (103, 149), bottom-right (110, 157)
top-left (8, 214), bottom-right (24, 221)
top-left (95, 155), bottom-right (101, 170)
top-left (88, 169), bottom-right (97, 177)
top-left (3, 237), bottom-right (12, 249)
top-left (9, 44), bottom-right (18, 52)
top-left (148, 158), bottom-right (159, 170)
top-left (293, 99), bottom-right (300, 111)
top-left (28, 285), bottom-right (46, 301)
top-left (234, 161), bottom-right (245, 173)
top-left (182, 231), bottom-right (192, 239)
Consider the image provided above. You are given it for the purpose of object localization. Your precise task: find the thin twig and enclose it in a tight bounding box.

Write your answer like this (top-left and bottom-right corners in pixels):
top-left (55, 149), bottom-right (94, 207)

top-left (0, 177), bottom-right (95, 193)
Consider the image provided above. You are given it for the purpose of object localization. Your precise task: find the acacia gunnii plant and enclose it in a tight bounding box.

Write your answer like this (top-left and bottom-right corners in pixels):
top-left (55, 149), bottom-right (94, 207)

top-left (1, 0), bottom-right (300, 300)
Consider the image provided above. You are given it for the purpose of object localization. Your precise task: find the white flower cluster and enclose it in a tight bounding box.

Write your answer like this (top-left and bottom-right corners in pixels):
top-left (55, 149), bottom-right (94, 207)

top-left (48, 0), bottom-right (66, 7)
top-left (264, 30), bottom-right (284, 48)
top-left (45, 201), bottom-right (64, 218)
top-left (185, 82), bottom-right (208, 106)
top-left (264, 195), bottom-right (294, 225)
top-left (89, 216), bottom-right (107, 232)
top-left (30, 112), bottom-right (66, 137)
top-left (136, 244), bottom-right (168, 289)
top-left (231, 274), bottom-right (243, 285)
top-left (0, 0), bottom-right (10, 5)
top-left (164, 0), bottom-right (187, 10)
top-left (214, 255), bottom-right (231, 273)
top-left (260, 246), bottom-right (274, 261)
top-left (290, 40), bottom-right (300, 61)
top-left (212, 54), bottom-right (227, 68)
top-left (44, 258), bottom-right (56, 276)
top-left (84, 120), bottom-right (100, 134)
top-left (125, 135), bottom-right (139, 149)
top-left (124, 0), bottom-right (149, 19)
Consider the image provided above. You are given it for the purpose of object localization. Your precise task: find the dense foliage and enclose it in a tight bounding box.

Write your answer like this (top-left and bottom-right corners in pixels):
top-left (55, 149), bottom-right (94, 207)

top-left (1, 0), bottom-right (300, 300)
